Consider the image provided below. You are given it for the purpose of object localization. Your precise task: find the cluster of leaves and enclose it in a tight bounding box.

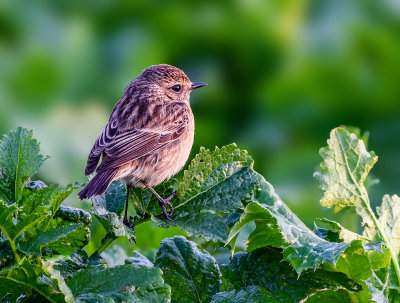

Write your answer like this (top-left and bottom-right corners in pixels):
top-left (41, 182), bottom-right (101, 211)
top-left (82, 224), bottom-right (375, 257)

top-left (1, 126), bottom-right (400, 302)
top-left (0, 128), bottom-right (90, 302)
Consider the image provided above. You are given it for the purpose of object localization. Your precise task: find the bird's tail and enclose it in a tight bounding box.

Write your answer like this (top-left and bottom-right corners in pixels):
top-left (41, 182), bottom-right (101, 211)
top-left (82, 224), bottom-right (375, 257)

top-left (78, 169), bottom-right (118, 200)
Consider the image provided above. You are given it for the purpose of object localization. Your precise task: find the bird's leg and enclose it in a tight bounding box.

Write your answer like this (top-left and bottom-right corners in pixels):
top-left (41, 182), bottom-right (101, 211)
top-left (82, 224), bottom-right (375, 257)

top-left (123, 184), bottom-right (133, 227)
top-left (142, 181), bottom-right (175, 221)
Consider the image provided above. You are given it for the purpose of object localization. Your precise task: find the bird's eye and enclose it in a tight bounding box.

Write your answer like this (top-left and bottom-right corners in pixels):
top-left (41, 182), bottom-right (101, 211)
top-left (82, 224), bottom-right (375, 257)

top-left (171, 85), bottom-right (181, 92)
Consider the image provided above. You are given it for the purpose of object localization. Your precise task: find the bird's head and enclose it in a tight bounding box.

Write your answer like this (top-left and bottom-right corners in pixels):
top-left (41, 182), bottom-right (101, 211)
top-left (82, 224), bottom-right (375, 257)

top-left (140, 64), bottom-right (207, 102)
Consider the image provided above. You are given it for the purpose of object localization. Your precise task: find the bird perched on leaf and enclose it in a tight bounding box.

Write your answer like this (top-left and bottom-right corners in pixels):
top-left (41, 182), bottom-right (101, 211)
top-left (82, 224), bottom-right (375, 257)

top-left (78, 64), bottom-right (206, 225)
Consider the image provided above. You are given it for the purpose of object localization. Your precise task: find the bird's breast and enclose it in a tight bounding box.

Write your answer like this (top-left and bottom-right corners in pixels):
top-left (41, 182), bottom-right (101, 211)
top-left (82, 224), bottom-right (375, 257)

top-left (121, 110), bottom-right (194, 187)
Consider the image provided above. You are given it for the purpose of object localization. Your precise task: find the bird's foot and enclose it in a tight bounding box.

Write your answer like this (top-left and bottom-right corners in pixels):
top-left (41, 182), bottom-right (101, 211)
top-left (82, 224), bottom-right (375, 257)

top-left (123, 215), bottom-right (134, 228)
top-left (158, 192), bottom-right (176, 221)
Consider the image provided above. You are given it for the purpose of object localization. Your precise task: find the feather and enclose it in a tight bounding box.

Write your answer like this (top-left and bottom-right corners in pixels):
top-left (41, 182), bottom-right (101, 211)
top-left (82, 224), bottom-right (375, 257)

top-left (96, 105), bottom-right (189, 172)
top-left (85, 120), bottom-right (119, 175)
top-left (78, 169), bottom-right (119, 199)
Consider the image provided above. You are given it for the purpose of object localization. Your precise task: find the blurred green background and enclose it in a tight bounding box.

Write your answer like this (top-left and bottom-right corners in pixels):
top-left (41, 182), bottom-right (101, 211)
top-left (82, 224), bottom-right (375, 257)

top-left (1, 0), bottom-right (400, 260)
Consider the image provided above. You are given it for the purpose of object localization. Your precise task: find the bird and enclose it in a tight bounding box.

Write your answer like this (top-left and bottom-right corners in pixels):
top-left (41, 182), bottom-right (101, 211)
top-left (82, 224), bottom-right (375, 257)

top-left (77, 64), bottom-right (206, 226)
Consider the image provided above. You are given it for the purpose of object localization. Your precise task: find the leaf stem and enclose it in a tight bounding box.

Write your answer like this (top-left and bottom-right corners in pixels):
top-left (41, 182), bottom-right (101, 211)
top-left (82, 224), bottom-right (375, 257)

top-left (94, 232), bottom-right (118, 256)
top-left (0, 227), bottom-right (21, 264)
top-left (8, 239), bottom-right (21, 264)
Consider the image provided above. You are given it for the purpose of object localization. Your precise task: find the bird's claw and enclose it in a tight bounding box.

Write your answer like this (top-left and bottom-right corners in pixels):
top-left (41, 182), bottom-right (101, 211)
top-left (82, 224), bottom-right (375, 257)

top-left (159, 191), bottom-right (176, 221)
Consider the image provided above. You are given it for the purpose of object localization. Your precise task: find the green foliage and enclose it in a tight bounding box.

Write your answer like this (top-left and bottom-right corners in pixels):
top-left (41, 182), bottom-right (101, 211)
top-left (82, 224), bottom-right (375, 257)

top-left (314, 128), bottom-right (378, 233)
top-left (125, 250), bottom-right (154, 268)
top-left (226, 190), bottom-right (356, 275)
top-left (177, 145), bottom-right (253, 200)
top-left (54, 249), bottom-right (170, 302)
top-left (155, 236), bottom-right (221, 303)
top-left (0, 128), bottom-right (89, 301)
top-left (133, 144), bottom-right (257, 242)
top-left (0, 127), bottom-right (44, 204)
top-left (0, 258), bottom-right (74, 303)
top-left (67, 261), bottom-right (170, 302)
top-left (2, 126), bottom-right (400, 302)
top-left (376, 195), bottom-right (400, 257)
top-left (216, 247), bottom-right (363, 302)
top-left (91, 181), bottom-right (135, 244)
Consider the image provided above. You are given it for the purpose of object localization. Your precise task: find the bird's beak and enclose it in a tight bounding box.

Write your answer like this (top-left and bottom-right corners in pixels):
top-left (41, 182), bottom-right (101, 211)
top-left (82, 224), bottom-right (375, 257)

top-left (191, 82), bottom-right (207, 90)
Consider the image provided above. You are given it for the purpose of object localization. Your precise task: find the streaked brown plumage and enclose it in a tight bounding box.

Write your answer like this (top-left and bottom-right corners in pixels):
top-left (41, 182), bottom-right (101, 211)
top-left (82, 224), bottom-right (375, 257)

top-left (78, 64), bottom-right (206, 224)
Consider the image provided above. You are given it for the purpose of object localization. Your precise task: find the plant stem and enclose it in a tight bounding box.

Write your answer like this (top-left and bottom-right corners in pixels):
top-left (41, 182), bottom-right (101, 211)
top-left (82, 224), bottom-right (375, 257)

top-left (95, 232), bottom-right (118, 256)
top-left (9, 239), bottom-right (21, 264)
top-left (0, 228), bottom-right (21, 264)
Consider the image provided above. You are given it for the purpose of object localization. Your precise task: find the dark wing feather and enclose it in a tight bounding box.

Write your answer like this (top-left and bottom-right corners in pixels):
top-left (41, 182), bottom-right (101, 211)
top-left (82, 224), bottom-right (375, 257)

top-left (85, 120), bottom-right (119, 175)
top-left (95, 104), bottom-right (189, 172)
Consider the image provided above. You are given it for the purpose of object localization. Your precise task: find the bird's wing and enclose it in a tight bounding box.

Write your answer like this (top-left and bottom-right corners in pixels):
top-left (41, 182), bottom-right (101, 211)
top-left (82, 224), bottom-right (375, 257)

top-left (95, 104), bottom-right (190, 172)
top-left (84, 120), bottom-right (119, 175)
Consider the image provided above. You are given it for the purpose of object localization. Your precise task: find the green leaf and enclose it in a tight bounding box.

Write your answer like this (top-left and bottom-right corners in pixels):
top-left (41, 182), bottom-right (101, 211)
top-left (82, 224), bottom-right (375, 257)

top-left (0, 127), bottom-right (45, 204)
top-left (225, 172), bottom-right (390, 301)
top-left (153, 211), bottom-right (226, 243)
top-left (177, 144), bottom-right (253, 200)
top-left (149, 145), bottom-right (255, 243)
top-left (226, 199), bottom-right (284, 251)
top-left (313, 127), bottom-right (377, 234)
top-left (101, 180), bottom-right (126, 215)
top-left (0, 258), bottom-right (73, 303)
top-left (328, 240), bottom-right (389, 301)
top-left (334, 241), bottom-right (374, 283)
top-left (154, 236), bottom-right (221, 303)
top-left (219, 247), bottom-right (364, 303)
top-left (227, 176), bottom-right (355, 274)
top-left (73, 291), bottom-right (170, 303)
top-left (58, 249), bottom-right (169, 302)
top-left (125, 250), bottom-right (154, 268)
top-left (56, 249), bottom-right (168, 302)
top-left (153, 165), bottom-right (259, 242)
top-left (211, 286), bottom-right (276, 303)
top-left (17, 220), bottom-right (83, 256)
top-left (302, 289), bottom-right (365, 303)
top-left (17, 205), bottom-right (91, 256)
top-left (366, 244), bottom-right (390, 270)
top-left (22, 182), bottom-right (82, 229)
top-left (0, 199), bottom-right (48, 262)
top-left (53, 249), bottom-right (91, 281)
top-left (56, 205), bottom-right (92, 226)
top-left (0, 130), bottom-right (84, 263)
top-left (362, 272), bottom-right (389, 303)
top-left (91, 183), bottom-right (135, 242)
top-left (46, 206), bottom-right (91, 255)
top-left (388, 264), bottom-right (400, 302)
top-left (67, 262), bottom-right (170, 302)
top-left (0, 200), bottom-right (22, 241)
top-left (376, 195), bottom-right (400, 257)
top-left (0, 183), bottom-right (85, 258)
top-left (314, 217), bottom-right (367, 243)
top-left (314, 127), bottom-right (400, 291)
top-left (177, 165), bottom-right (257, 213)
